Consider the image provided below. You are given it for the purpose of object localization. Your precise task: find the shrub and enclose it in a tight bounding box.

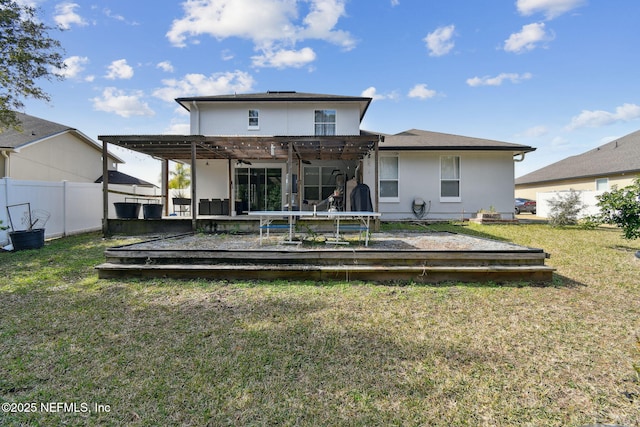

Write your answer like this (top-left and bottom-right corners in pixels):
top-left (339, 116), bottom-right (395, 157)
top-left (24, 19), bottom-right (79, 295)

top-left (595, 177), bottom-right (640, 240)
top-left (547, 189), bottom-right (585, 227)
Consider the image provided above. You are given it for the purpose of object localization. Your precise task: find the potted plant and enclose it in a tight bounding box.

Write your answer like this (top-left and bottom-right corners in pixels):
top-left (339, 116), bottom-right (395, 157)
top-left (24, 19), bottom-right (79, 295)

top-left (5, 203), bottom-right (48, 251)
top-left (475, 206), bottom-right (502, 221)
top-left (114, 199), bottom-right (141, 219)
top-left (142, 201), bottom-right (163, 219)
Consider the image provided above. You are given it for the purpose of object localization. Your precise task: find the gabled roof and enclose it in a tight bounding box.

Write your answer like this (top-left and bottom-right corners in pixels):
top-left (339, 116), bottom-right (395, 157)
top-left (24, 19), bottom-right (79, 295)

top-left (380, 129), bottom-right (535, 153)
top-left (0, 112), bottom-right (70, 149)
top-left (95, 170), bottom-right (157, 187)
top-left (176, 91), bottom-right (373, 121)
top-left (515, 129), bottom-right (640, 185)
top-left (0, 112), bottom-right (124, 163)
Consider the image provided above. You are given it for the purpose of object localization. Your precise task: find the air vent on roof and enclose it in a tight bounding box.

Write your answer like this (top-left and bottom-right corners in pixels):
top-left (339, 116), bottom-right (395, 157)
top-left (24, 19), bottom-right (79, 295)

top-left (267, 91), bottom-right (296, 94)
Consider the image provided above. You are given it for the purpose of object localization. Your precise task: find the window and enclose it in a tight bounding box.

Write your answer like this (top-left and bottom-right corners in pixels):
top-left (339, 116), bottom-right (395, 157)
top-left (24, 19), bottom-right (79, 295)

top-left (314, 109), bottom-right (336, 136)
top-left (248, 109), bottom-right (259, 130)
top-left (596, 178), bottom-right (609, 191)
top-left (303, 166), bottom-right (337, 201)
top-left (379, 156), bottom-right (399, 200)
top-left (440, 155), bottom-right (460, 201)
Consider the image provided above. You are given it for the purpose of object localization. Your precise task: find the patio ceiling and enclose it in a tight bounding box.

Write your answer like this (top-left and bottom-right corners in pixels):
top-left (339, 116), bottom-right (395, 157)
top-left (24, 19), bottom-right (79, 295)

top-left (98, 134), bottom-right (381, 162)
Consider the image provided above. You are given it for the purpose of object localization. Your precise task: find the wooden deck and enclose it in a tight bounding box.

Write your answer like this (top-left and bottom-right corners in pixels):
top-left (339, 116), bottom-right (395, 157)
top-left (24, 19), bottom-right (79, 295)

top-left (96, 231), bottom-right (555, 284)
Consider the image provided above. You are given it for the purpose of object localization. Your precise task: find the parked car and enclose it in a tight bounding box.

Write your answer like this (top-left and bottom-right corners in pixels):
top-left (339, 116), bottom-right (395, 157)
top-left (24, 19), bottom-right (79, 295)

top-left (515, 198), bottom-right (536, 214)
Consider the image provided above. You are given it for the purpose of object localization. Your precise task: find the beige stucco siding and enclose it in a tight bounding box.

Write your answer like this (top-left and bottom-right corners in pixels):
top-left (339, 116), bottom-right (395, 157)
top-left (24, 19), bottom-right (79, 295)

top-left (515, 174), bottom-right (638, 200)
top-left (10, 133), bottom-right (113, 182)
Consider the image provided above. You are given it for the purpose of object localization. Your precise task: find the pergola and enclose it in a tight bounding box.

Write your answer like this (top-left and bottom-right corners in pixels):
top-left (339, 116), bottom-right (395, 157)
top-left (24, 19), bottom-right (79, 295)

top-left (99, 133), bottom-right (382, 233)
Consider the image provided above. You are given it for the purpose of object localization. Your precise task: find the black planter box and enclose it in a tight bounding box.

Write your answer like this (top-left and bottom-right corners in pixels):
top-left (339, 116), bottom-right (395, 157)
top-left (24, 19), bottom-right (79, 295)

top-left (114, 202), bottom-right (141, 219)
top-left (143, 204), bottom-right (163, 219)
top-left (10, 229), bottom-right (45, 251)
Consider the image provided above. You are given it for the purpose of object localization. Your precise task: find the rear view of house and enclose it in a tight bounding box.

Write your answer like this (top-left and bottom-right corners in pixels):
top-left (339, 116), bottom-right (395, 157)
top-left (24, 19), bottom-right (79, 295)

top-left (99, 91), bottom-right (535, 224)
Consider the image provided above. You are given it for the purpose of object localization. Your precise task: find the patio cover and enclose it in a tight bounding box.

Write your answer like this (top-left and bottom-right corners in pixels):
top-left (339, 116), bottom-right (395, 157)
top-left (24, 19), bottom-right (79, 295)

top-left (98, 134), bottom-right (380, 161)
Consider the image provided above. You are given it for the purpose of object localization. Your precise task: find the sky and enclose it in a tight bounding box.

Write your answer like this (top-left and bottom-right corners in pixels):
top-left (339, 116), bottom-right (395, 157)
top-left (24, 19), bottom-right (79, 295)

top-left (17, 0), bottom-right (640, 185)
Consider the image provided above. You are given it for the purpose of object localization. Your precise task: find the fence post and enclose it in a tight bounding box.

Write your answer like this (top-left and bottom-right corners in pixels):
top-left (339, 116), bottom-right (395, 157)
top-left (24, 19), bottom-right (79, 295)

top-left (62, 180), bottom-right (68, 237)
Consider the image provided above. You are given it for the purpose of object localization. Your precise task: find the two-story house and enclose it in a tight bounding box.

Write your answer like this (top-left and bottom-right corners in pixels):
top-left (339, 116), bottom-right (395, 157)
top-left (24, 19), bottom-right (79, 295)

top-left (99, 91), bottom-right (534, 224)
top-left (1, 112), bottom-right (123, 182)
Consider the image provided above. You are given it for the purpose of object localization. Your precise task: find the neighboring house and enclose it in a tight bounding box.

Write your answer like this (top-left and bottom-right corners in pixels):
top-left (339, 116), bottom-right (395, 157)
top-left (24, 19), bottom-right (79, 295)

top-left (99, 91), bottom-right (535, 220)
top-left (0, 112), bottom-right (122, 182)
top-left (515, 129), bottom-right (640, 199)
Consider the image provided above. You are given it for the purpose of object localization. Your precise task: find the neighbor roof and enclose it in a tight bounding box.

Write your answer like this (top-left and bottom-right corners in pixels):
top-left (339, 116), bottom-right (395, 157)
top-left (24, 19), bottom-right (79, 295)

top-left (0, 112), bottom-right (71, 149)
top-left (0, 112), bottom-right (124, 163)
top-left (176, 91), bottom-right (373, 121)
top-left (381, 129), bottom-right (536, 153)
top-left (95, 170), bottom-right (157, 187)
top-left (515, 129), bottom-right (640, 185)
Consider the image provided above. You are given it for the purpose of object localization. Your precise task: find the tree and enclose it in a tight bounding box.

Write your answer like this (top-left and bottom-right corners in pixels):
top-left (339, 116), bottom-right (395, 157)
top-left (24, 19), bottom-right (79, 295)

top-left (0, 0), bottom-right (65, 131)
top-left (169, 163), bottom-right (191, 190)
top-left (595, 177), bottom-right (640, 240)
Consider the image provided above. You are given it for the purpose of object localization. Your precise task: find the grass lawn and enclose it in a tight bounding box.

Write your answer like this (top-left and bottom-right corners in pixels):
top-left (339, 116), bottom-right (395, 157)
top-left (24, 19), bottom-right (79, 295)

top-left (1, 223), bottom-right (639, 426)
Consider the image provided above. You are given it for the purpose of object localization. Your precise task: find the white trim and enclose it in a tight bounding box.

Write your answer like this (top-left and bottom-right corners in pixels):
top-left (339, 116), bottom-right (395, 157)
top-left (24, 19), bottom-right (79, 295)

top-left (248, 109), bottom-right (260, 130)
top-left (379, 155), bottom-right (399, 203)
top-left (440, 155), bottom-right (461, 203)
top-left (595, 177), bottom-right (609, 191)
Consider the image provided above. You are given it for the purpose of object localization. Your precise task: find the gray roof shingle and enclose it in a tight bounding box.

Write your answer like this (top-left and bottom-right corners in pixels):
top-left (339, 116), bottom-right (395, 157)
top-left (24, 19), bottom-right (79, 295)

top-left (381, 129), bottom-right (535, 152)
top-left (0, 112), bottom-right (71, 149)
top-left (515, 129), bottom-right (640, 185)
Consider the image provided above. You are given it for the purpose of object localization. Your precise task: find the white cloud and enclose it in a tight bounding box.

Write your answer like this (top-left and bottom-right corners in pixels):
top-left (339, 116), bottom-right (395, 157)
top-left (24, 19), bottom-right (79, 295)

top-left (519, 125), bottom-right (549, 138)
top-left (221, 50), bottom-right (234, 61)
top-left (152, 71), bottom-right (256, 102)
top-left (251, 47), bottom-right (316, 69)
top-left (103, 7), bottom-right (139, 25)
top-left (163, 121), bottom-right (190, 134)
top-left (517, 0), bottom-right (586, 20)
top-left (550, 135), bottom-right (570, 150)
top-left (466, 72), bottom-right (533, 87)
top-left (157, 61), bottom-right (175, 73)
top-left (391, 0), bottom-right (399, 5)
top-left (53, 55), bottom-right (89, 79)
top-left (565, 103), bottom-right (640, 130)
top-left (105, 59), bottom-right (134, 80)
top-left (54, 2), bottom-right (88, 29)
top-left (407, 84), bottom-right (437, 100)
top-left (91, 87), bottom-right (155, 118)
top-left (424, 25), bottom-right (455, 57)
top-left (361, 87), bottom-right (399, 101)
top-left (166, 0), bottom-right (354, 68)
top-left (504, 22), bottom-right (553, 53)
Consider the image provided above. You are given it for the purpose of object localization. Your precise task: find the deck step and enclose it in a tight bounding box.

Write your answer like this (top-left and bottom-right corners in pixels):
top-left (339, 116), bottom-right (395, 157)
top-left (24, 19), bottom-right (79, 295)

top-left (96, 262), bottom-right (555, 283)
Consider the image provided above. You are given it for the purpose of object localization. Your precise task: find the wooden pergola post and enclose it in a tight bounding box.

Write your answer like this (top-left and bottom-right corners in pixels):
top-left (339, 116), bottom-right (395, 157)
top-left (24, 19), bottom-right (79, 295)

top-left (102, 139), bottom-right (109, 237)
top-left (191, 140), bottom-right (197, 231)
top-left (162, 159), bottom-right (169, 216)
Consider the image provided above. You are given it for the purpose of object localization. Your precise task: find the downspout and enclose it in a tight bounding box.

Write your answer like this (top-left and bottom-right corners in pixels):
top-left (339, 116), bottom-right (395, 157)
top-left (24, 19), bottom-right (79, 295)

top-left (192, 101), bottom-right (200, 134)
top-left (514, 152), bottom-right (526, 162)
top-left (2, 150), bottom-right (9, 177)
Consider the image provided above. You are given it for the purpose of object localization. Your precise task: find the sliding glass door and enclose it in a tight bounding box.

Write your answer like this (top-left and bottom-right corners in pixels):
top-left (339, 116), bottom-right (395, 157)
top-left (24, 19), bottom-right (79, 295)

top-left (235, 167), bottom-right (283, 212)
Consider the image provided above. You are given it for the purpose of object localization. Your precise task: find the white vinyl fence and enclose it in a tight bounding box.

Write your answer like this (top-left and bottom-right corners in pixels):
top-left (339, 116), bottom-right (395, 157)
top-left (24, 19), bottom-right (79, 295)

top-left (536, 190), bottom-right (603, 219)
top-left (1, 178), bottom-right (160, 246)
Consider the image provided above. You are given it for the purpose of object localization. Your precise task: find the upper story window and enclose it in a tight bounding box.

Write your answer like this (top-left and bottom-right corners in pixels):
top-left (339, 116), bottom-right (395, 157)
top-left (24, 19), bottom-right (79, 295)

top-left (314, 109), bottom-right (336, 136)
top-left (596, 178), bottom-right (609, 191)
top-left (248, 109), bottom-right (259, 130)
top-left (440, 155), bottom-right (461, 202)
